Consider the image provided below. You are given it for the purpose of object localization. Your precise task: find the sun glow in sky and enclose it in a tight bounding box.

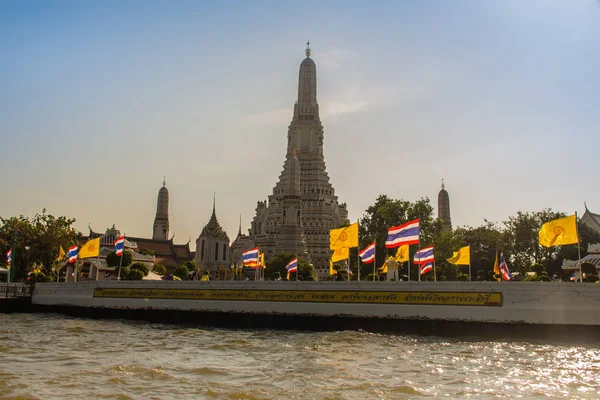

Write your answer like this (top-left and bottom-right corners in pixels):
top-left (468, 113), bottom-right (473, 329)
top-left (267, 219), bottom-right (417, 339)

top-left (1, 0), bottom-right (599, 248)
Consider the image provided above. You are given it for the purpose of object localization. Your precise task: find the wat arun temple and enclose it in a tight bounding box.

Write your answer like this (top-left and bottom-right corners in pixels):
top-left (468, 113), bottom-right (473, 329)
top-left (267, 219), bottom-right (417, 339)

top-left (231, 43), bottom-right (349, 278)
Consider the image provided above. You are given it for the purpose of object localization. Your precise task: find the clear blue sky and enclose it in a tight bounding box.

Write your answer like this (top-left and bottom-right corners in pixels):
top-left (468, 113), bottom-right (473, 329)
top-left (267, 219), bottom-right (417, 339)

top-left (1, 0), bottom-right (599, 247)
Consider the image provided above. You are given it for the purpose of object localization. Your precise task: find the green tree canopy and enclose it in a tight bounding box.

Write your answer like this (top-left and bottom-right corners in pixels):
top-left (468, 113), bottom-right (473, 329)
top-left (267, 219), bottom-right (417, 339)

top-left (265, 252), bottom-right (316, 280)
top-left (105, 250), bottom-right (133, 269)
top-left (173, 265), bottom-right (189, 280)
top-left (0, 209), bottom-right (80, 280)
top-left (153, 264), bottom-right (166, 275)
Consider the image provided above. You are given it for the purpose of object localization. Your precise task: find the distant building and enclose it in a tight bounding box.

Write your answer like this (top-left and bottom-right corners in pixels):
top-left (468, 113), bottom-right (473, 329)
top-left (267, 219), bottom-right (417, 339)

top-left (152, 178), bottom-right (170, 240)
top-left (581, 203), bottom-right (600, 236)
top-left (195, 197), bottom-right (230, 278)
top-left (438, 180), bottom-right (452, 231)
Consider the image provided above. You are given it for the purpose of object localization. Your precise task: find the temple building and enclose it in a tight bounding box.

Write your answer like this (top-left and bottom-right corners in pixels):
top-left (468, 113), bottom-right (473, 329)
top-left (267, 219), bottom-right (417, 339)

top-left (580, 203), bottom-right (600, 236)
top-left (438, 180), bottom-right (452, 231)
top-left (195, 196), bottom-right (230, 278)
top-left (153, 178), bottom-right (170, 240)
top-left (233, 43), bottom-right (349, 278)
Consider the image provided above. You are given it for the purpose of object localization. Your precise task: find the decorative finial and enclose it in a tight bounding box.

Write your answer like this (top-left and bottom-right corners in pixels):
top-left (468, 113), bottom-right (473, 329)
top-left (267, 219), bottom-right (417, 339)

top-left (238, 214), bottom-right (242, 236)
top-left (305, 41), bottom-right (311, 58)
top-left (212, 192), bottom-right (216, 216)
top-left (441, 179), bottom-right (445, 190)
top-left (163, 176), bottom-right (166, 187)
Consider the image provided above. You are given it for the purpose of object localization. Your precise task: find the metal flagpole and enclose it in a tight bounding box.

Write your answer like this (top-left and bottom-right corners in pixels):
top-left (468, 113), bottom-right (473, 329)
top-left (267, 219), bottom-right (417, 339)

top-left (469, 262), bottom-right (472, 282)
top-left (357, 221), bottom-right (360, 281)
top-left (575, 211), bottom-right (582, 282)
top-left (295, 255), bottom-right (298, 281)
top-left (372, 240), bottom-right (376, 281)
top-left (117, 250), bottom-right (124, 280)
top-left (417, 238), bottom-right (421, 282)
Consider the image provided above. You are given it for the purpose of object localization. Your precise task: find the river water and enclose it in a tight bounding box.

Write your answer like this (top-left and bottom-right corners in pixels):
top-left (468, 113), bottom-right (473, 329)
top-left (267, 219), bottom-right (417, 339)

top-left (1, 313), bottom-right (599, 399)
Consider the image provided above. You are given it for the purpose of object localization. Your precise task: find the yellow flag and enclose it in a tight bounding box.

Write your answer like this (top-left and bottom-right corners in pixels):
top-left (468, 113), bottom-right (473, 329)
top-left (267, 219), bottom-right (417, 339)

top-left (329, 222), bottom-right (359, 250)
top-left (331, 247), bottom-right (349, 262)
top-left (493, 251), bottom-right (500, 281)
top-left (329, 258), bottom-right (335, 275)
top-left (538, 214), bottom-right (578, 247)
top-left (395, 245), bottom-right (410, 262)
top-left (56, 245), bottom-right (66, 261)
top-left (260, 252), bottom-right (266, 269)
top-left (79, 238), bottom-right (100, 259)
top-left (447, 245), bottom-right (470, 265)
top-left (379, 261), bottom-right (388, 274)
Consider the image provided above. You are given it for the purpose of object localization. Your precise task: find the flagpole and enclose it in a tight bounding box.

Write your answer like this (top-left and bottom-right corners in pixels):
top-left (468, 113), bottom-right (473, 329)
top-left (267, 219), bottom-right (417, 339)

top-left (356, 221), bottom-right (360, 281)
top-left (417, 238), bottom-right (421, 282)
top-left (372, 240), bottom-right (376, 281)
top-left (575, 211), bottom-right (582, 282)
top-left (433, 259), bottom-right (437, 282)
top-left (117, 250), bottom-right (124, 280)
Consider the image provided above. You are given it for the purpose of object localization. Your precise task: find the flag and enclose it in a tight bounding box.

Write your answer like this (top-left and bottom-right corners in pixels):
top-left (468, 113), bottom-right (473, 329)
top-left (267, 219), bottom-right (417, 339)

top-left (499, 252), bottom-right (512, 281)
top-left (6, 248), bottom-right (11, 266)
top-left (331, 247), bottom-right (349, 262)
top-left (447, 245), bottom-right (470, 265)
top-left (329, 258), bottom-right (335, 275)
top-left (358, 242), bottom-right (375, 264)
top-left (67, 246), bottom-right (79, 263)
top-left (286, 257), bottom-right (298, 279)
top-left (260, 252), bottom-right (266, 269)
top-left (329, 222), bottom-right (359, 250)
top-left (414, 246), bottom-right (434, 264)
top-left (493, 251), bottom-right (500, 281)
top-left (395, 244), bottom-right (409, 262)
top-left (242, 248), bottom-right (259, 267)
top-left (114, 236), bottom-right (125, 256)
top-left (538, 214), bottom-right (578, 247)
top-left (420, 261), bottom-right (433, 275)
top-left (379, 261), bottom-right (388, 274)
top-left (57, 246), bottom-right (66, 262)
top-left (386, 219), bottom-right (419, 248)
top-left (79, 237), bottom-right (100, 259)
top-left (345, 260), bottom-right (353, 276)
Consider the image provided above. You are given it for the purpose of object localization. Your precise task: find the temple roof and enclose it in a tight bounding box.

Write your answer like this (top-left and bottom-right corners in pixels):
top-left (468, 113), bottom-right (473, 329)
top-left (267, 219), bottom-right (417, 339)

top-left (582, 205), bottom-right (600, 233)
top-left (199, 197), bottom-right (229, 241)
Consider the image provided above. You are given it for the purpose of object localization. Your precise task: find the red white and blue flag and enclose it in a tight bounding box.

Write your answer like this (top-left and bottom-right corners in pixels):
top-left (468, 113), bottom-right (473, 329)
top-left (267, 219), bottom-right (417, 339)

top-left (499, 253), bottom-right (512, 281)
top-left (345, 260), bottom-right (353, 276)
top-left (285, 257), bottom-right (298, 273)
top-left (420, 262), bottom-right (433, 275)
top-left (6, 248), bottom-right (12, 265)
top-left (414, 246), bottom-right (434, 264)
top-left (242, 248), bottom-right (260, 266)
top-left (358, 242), bottom-right (375, 264)
top-left (67, 246), bottom-right (79, 264)
top-left (386, 219), bottom-right (419, 248)
top-left (114, 236), bottom-right (125, 256)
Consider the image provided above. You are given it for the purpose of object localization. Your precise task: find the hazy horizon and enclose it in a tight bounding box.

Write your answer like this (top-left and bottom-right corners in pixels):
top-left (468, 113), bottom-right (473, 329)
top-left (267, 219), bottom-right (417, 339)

top-left (1, 1), bottom-right (599, 249)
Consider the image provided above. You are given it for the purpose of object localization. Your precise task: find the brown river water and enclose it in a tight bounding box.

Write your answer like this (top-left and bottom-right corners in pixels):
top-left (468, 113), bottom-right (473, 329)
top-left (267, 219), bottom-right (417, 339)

top-left (1, 313), bottom-right (599, 399)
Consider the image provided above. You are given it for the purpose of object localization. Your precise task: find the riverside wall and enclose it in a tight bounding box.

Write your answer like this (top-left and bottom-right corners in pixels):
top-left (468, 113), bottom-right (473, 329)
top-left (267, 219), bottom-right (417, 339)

top-left (31, 281), bottom-right (600, 331)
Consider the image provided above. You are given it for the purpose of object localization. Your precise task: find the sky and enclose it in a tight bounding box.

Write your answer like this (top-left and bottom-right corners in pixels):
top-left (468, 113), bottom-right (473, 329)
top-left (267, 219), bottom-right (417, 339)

top-left (1, 0), bottom-right (599, 249)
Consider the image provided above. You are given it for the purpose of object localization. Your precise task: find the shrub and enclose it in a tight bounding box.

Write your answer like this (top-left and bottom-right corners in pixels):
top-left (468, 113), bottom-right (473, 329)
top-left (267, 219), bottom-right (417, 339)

top-left (153, 264), bottom-right (166, 275)
top-left (130, 263), bottom-right (150, 276)
top-left (106, 250), bottom-right (133, 268)
top-left (524, 275), bottom-right (537, 281)
top-left (173, 265), bottom-right (189, 280)
top-left (118, 267), bottom-right (130, 280)
top-left (457, 273), bottom-right (469, 281)
top-left (125, 269), bottom-right (144, 280)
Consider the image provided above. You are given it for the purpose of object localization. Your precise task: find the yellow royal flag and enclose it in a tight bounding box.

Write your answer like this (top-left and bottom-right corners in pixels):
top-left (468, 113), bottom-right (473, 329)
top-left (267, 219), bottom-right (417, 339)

top-left (395, 244), bottom-right (410, 263)
top-left (329, 258), bottom-right (335, 275)
top-left (379, 261), bottom-right (388, 274)
top-left (79, 238), bottom-right (100, 259)
top-left (260, 252), bottom-right (266, 269)
top-left (329, 222), bottom-right (359, 250)
top-left (538, 214), bottom-right (578, 247)
top-left (493, 251), bottom-right (500, 281)
top-left (331, 247), bottom-right (349, 263)
top-left (447, 245), bottom-right (470, 265)
top-left (56, 245), bottom-right (66, 262)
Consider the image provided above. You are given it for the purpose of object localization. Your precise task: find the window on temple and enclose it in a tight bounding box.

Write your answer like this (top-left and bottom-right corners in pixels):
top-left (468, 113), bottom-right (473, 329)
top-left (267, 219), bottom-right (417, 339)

top-left (223, 244), bottom-right (227, 261)
top-left (201, 240), bottom-right (205, 261)
top-left (215, 242), bottom-right (219, 261)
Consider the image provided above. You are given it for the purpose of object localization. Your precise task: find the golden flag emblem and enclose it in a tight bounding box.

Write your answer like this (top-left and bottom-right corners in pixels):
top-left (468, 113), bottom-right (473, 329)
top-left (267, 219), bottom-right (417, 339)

top-left (329, 222), bottom-right (359, 250)
top-left (447, 245), bottom-right (470, 265)
top-left (79, 238), bottom-right (100, 259)
top-left (395, 245), bottom-right (410, 262)
top-left (538, 214), bottom-right (578, 247)
top-left (331, 247), bottom-right (349, 262)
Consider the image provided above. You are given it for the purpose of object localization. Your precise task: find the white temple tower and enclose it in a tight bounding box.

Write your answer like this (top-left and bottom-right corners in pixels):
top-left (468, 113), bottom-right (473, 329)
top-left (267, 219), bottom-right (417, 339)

top-left (152, 178), bottom-right (170, 240)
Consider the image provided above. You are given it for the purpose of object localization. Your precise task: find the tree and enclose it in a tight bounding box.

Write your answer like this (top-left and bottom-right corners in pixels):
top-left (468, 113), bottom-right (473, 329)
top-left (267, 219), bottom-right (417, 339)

top-left (581, 262), bottom-right (597, 277)
top-left (182, 260), bottom-right (199, 272)
top-left (125, 269), bottom-right (144, 281)
top-left (173, 265), bottom-right (189, 280)
top-left (153, 264), bottom-right (166, 275)
top-left (0, 210), bottom-right (80, 280)
top-left (264, 252), bottom-right (316, 280)
top-left (130, 263), bottom-right (150, 276)
top-left (106, 251), bottom-right (133, 270)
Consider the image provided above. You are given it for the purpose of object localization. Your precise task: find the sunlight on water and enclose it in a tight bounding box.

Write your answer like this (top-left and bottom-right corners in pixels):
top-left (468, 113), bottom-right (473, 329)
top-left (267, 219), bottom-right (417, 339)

top-left (1, 314), bottom-right (600, 399)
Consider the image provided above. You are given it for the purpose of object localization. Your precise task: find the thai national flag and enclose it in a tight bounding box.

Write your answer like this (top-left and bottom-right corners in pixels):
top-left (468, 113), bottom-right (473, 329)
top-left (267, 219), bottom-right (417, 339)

top-left (285, 257), bottom-right (298, 273)
top-left (420, 262), bottom-right (433, 275)
top-left (6, 248), bottom-right (12, 265)
top-left (242, 248), bottom-right (259, 266)
top-left (67, 246), bottom-right (79, 264)
top-left (114, 236), bottom-right (125, 256)
top-left (345, 260), bottom-right (353, 276)
top-left (414, 246), bottom-right (434, 264)
top-left (386, 219), bottom-right (419, 248)
top-left (499, 253), bottom-right (512, 281)
top-left (358, 242), bottom-right (376, 264)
